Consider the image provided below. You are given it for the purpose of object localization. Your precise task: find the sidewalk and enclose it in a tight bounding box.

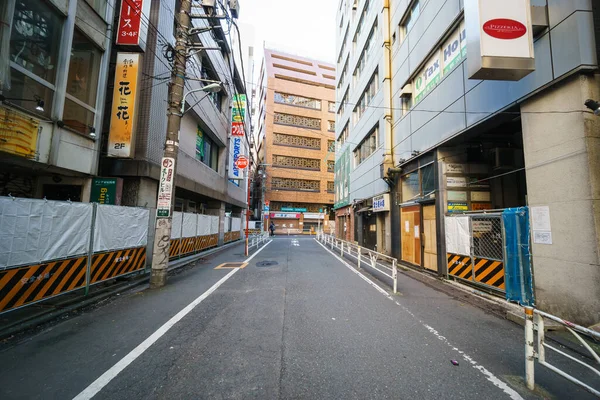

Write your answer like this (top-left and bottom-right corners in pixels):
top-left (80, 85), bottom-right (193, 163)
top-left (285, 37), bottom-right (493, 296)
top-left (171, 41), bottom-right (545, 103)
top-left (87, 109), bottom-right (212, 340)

top-left (0, 240), bottom-right (245, 340)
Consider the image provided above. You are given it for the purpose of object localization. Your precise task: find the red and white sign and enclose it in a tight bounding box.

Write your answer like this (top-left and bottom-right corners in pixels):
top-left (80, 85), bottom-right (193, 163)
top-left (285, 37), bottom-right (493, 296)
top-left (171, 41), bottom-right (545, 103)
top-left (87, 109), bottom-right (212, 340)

top-left (483, 19), bottom-right (527, 40)
top-left (231, 122), bottom-right (244, 137)
top-left (116, 0), bottom-right (147, 46)
top-left (235, 155), bottom-right (249, 169)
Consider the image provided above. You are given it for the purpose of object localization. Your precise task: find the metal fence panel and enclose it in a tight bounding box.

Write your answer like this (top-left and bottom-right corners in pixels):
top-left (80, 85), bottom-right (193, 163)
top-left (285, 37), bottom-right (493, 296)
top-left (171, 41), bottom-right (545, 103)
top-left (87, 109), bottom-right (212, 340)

top-left (0, 197), bottom-right (92, 268)
top-left (471, 216), bottom-right (503, 261)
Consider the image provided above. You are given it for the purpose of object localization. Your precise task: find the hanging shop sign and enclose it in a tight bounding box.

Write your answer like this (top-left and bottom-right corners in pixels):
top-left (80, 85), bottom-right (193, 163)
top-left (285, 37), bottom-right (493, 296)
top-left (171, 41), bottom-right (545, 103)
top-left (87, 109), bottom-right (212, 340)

top-left (90, 178), bottom-right (123, 205)
top-left (448, 202), bottom-right (469, 213)
top-left (156, 157), bottom-right (175, 217)
top-left (270, 213), bottom-right (300, 219)
top-left (281, 207), bottom-right (307, 212)
top-left (304, 213), bottom-right (325, 220)
top-left (464, 0), bottom-right (534, 80)
top-left (372, 193), bottom-right (390, 212)
top-left (108, 53), bottom-right (142, 158)
top-left (235, 155), bottom-right (249, 169)
top-left (0, 107), bottom-right (39, 159)
top-left (228, 94), bottom-right (247, 180)
top-left (116, 0), bottom-right (151, 48)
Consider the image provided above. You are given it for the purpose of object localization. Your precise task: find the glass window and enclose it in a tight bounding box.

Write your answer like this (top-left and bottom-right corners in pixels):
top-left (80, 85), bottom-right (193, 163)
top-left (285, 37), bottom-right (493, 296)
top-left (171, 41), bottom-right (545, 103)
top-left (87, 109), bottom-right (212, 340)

top-left (421, 163), bottom-right (435, 195)
top-left (10, 0), bottom-right (63, 84)
top-left (5, 68), bottom-right (53, 117)
top-left (401, 172), bottom-right (420, 202)
top-left (66, 30), bottom-right (102, 107)
top-left (84, 0), bottom-right (108, 16)
top-left (63, 98), bottom-right (95, 135)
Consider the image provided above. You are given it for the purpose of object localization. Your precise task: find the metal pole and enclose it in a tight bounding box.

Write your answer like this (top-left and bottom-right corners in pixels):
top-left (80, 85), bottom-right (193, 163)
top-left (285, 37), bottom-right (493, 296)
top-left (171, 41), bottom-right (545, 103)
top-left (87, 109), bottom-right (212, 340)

top-left (245, 177), bottom-right (251, 256)
top-left (357, 245), bottom-right (361, 269)
top-left (150, 0), bottom-right (192, 288)
top-left (393, 258), bottom-right (397, 294)
top-left (341, 241), bottom-right (344, 257)
top-left (85, 203), bottom-right (98, 296)
top-left (524, 306), bottom-right (535, 390)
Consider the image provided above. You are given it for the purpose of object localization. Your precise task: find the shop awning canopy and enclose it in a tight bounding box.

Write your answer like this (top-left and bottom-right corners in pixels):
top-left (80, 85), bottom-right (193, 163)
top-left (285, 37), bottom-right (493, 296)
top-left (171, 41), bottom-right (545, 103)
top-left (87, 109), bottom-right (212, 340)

top-left (357, 207), bottom-right (372, 213)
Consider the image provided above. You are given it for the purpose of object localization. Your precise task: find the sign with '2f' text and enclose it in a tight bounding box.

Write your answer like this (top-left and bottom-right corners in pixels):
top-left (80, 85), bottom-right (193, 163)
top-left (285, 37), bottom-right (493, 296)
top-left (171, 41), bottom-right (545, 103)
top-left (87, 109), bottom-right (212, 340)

top-left (108, 53), bottom-right (142, 158)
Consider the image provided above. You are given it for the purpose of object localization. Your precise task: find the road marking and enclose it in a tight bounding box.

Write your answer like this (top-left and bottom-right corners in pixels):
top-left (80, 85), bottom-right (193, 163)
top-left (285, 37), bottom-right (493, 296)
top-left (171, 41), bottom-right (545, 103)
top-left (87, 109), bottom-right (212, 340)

top-left (291, 239), bottom-right (300, 246)
top-left (314, 239), bottom-right (524, 400)
top-left (73, 240), bottom-right (272, 400)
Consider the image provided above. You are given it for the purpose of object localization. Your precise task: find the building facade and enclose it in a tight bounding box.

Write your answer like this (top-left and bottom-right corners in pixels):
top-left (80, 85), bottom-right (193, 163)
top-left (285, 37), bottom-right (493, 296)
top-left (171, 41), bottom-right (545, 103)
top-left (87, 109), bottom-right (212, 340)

top-left (336, 0), bottom-right (600, 325)
top-left (100, 0), bottom-right (250, 245)
top-left (0, 0), bottom-right (115, 201)
top-left (254, 49), bottom-right (336, 234)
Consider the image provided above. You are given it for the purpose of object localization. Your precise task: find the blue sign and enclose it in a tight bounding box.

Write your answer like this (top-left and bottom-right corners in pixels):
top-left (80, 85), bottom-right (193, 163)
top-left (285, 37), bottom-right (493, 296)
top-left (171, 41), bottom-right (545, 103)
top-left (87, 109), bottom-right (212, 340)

top-left (229, 137), bottom-right (242, 179)
top-left (264, 205), bottom-right (270, 212)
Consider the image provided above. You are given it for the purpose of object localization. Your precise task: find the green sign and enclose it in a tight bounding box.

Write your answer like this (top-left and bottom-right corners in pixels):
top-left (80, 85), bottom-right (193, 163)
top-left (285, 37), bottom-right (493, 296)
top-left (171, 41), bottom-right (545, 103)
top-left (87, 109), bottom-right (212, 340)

top-left (196, 125), bottom-right (204, 160)
top-left (281, 207), bottom-right (307, 212)
top-left (91, 178), bottom-right (119, 205)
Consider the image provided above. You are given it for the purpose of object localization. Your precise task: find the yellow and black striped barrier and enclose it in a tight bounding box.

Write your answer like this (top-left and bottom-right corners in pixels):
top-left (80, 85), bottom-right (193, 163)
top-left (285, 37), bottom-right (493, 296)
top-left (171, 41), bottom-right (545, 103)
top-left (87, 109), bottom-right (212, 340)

top-left (0, 256), bottom-right (88, 313)
top-left (169, 234), bottom-right (219, 259)
top-left (473, 258), bottom-right (505, 290)
top-left (90, 247), bottom-right (146, 284)
top-left (224, 231), bottom-right (241, 243)
top-left (447, 253), bottom-right (473, 280)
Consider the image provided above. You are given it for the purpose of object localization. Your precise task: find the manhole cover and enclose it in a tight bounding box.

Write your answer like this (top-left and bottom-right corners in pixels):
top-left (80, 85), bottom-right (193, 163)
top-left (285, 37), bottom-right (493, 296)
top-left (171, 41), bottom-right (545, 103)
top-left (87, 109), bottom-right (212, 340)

top-left (215, 262), bottom-right (247, 269)
top-left (256, 260), bottom-right (278, 267)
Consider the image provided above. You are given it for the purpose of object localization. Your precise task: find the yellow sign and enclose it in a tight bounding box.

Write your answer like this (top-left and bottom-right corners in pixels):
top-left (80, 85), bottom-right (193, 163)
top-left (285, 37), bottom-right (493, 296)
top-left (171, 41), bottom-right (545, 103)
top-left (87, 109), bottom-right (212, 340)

top-left (0, 107), bottom-right (39, 159)
top-left (108, 53), bottom-right (142, 158)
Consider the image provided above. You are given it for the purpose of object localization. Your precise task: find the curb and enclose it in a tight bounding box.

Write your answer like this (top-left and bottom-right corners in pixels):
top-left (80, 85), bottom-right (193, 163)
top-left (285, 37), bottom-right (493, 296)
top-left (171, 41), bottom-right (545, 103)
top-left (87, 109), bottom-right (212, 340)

top-left (0, 240), bottom-right (243, 340)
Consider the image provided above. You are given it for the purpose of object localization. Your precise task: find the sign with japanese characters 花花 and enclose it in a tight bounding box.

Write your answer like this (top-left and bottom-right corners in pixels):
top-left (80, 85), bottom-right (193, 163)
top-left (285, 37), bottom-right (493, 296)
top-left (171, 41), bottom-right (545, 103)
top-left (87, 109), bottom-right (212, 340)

top-left (108, 53), bottom-right (142, 158)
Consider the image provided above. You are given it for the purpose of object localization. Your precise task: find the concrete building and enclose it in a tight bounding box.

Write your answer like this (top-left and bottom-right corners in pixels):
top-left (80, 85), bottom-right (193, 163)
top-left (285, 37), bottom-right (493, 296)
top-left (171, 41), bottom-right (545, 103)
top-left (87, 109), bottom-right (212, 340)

top-left (254, 49), bottom-right (336, 234)
top-left (0, 0), bottom-right (115, 201)
top-left (100, 0), bottom-right (250, 245)
top-left (335, 0), bottom-right (600, 325)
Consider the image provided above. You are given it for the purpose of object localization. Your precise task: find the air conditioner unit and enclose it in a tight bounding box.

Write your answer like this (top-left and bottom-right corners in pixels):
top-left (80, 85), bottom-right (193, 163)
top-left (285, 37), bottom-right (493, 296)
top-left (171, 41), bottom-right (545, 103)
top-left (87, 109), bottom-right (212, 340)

top-left (492, 148), bottom-right (524, 170)
top-left (229, 0), bottom-right (240, 18)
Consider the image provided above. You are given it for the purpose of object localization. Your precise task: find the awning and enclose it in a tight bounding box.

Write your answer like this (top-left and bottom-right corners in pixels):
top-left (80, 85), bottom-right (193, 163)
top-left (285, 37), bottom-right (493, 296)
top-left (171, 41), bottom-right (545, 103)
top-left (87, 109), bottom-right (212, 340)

top-left (356, 207), bottom-right (372, 213)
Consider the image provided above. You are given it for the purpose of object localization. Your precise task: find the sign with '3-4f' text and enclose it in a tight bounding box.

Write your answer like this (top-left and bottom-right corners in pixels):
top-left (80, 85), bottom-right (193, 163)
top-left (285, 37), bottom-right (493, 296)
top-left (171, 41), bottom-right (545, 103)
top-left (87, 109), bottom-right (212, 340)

top-left (116, 0), bottom-right (151, 48)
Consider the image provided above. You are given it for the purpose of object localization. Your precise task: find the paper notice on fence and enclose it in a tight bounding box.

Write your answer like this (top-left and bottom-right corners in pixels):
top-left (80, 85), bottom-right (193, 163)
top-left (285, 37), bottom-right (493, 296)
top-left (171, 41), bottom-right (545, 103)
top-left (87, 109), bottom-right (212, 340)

top-left (446, 216), bottom-right (470, 255)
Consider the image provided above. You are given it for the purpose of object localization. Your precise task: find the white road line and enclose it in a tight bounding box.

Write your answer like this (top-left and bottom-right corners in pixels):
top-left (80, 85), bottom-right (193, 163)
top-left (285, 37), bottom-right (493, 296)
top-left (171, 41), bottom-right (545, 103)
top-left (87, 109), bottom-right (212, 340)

top-left (73, 240), bottom-right (272, 400)
top-left (314, 239), bottom-right (524, 400)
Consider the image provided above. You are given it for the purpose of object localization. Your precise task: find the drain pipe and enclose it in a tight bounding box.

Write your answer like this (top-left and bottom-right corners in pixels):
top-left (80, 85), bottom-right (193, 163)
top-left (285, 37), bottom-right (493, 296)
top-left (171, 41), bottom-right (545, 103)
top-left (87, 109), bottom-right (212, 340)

top-left (382, 0), bottom-right (395, 177)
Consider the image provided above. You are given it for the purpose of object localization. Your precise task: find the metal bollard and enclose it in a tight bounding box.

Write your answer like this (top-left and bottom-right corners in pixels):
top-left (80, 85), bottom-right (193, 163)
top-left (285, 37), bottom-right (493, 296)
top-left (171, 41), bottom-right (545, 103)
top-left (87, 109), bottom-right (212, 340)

top-left (357, 246), bottom-right (361, 269)
top-left (341, 241), bottom-right (344, 257)
top-left (331, 238), bottom-right (334, 250)
top-left (524, 307), bottom-right (535, 390)
top-left (392, 259), bottom-right (397, 294)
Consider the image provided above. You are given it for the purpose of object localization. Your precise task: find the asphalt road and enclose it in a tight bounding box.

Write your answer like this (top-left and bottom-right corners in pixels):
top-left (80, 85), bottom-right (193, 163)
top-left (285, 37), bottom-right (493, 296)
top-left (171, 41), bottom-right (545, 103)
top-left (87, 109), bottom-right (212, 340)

top-left (0, 237), bottom-right (596, 399)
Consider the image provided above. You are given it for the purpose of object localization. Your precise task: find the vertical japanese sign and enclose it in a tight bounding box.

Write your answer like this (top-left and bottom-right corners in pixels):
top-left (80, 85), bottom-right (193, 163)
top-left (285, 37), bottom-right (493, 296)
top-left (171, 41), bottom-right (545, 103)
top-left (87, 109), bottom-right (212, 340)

top-left (116, 0), bottom-right (150, 47)
top-left (157, 157), bottom-right (175, 217)
top-left (228, 94), bottom-right (247, 180)
top-left (108, 53), bottom-right (142, 158)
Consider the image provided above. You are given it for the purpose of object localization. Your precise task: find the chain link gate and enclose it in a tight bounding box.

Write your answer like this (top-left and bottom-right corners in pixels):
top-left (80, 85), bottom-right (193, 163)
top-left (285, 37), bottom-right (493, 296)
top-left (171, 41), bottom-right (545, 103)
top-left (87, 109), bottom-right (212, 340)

top-left (446, 213), bottom-right (507, 293)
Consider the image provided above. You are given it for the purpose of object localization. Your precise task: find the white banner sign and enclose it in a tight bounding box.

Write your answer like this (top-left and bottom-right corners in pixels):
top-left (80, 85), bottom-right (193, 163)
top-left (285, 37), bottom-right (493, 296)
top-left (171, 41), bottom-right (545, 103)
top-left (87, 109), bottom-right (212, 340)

top-left (373, 193), bottom-right (390, 212)
top-left (157, 157), bottom-right (175, 217)
top-left (447, 177), bottom-right (467, 188)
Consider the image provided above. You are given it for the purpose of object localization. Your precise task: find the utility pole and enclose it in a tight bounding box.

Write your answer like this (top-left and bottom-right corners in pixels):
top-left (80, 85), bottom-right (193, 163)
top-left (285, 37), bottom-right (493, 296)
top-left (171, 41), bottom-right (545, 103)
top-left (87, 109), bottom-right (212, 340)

top-left (150, 0), bottom-right (192, 288)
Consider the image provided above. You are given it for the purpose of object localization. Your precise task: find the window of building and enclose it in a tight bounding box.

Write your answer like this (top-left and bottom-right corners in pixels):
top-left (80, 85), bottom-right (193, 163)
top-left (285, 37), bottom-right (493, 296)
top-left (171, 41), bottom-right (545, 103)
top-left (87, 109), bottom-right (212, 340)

top-left (327, 140), bottom-right (335, 152)
top-left (327, 181), bottom-right (335, 193)
top-left (328, 101), bottom-right (336, 113)
top-left (196, 128), bottom-right (219, 171)
top-left (338, 89), bottom-right (348, 116)
top-left (353, 20), bottom-right (378, 88)
top-left (327, 160), bottom-right (335, 172)
top-left (352, 70), bottom-right (378, 126)
top-left (272, 155), bottom-right (320, 171)
top-left (274, 112), bottom-right (321, 130)
top-left (328, 120), bottom-right (335, 132)
top-left (274, 92), bottom-right (321, 110)
top-left (400, 0), bottom-right (420, 42)
top-left (400, 96), bottom-right (412, 117)
top-left (84, 0), bottom-right (108, 17)
top-left (6, 0), bottom-right (63, 117)
top-left (271, 177), bottom-right (320, 192)
top-left (353, 125), bottom-right (378, 166)
top-left (273, 133), bottom-right (321, 150)
top-left (353, 0), bottom-right (369, 43)
top-left (400, 158), bottom-right (435, 202)
top-left (337, 26), bottom-right (349, 64)
top-left (337, 57), bottom-right (348, 90)
top-left (63, 29), bottom-right (102, 135)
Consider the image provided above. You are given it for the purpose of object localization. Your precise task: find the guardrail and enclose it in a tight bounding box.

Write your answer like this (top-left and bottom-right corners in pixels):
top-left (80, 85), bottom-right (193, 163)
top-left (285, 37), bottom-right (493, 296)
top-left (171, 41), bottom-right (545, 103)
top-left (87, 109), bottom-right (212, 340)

top-left (248, 232), bottom-right (269, 251)
top-left (524, 306), bottom-right (600, 396)
top-left (316, 232), bottom-right (398, 293)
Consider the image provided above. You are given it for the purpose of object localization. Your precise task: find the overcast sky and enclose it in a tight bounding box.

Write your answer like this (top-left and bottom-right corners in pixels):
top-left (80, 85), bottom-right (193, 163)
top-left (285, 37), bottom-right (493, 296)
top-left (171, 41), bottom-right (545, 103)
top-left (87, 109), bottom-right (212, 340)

top-left (238, 0), bottom-right (338, 66)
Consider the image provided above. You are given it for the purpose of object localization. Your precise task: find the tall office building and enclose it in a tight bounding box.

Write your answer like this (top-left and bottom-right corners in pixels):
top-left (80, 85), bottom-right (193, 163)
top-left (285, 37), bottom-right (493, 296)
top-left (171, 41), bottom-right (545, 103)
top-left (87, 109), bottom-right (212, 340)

top-left (254, 49), bottom-right (336, 234)
top-left (335, 0), bottom-right (600, 325)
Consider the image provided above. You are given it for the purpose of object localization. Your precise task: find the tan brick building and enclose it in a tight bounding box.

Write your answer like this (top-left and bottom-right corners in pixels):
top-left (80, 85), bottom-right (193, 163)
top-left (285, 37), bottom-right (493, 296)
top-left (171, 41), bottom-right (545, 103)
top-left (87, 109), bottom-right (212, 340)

top-left (254, 49), bottom-right (336, 234)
